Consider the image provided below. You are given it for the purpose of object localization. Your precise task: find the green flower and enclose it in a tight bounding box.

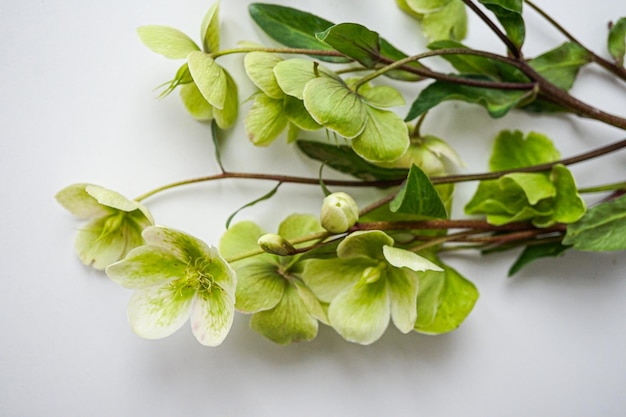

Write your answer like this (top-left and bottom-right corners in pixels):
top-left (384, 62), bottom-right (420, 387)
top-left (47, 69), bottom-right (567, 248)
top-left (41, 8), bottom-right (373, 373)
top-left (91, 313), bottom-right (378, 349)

top-left (320, 192), bottom-right (360, 234)
top-left (301, 231), bottom-right (442, 345)
top-left (465, 131), bottom-right (585, 227)
top-left (219, 214), bottom-right (328, 344)
top-left (56, 183), bottom-right (154, 270)
top-left (137, 2), bottom-right (238, 128)
top-left (105, 226), bottom-right (236, 347)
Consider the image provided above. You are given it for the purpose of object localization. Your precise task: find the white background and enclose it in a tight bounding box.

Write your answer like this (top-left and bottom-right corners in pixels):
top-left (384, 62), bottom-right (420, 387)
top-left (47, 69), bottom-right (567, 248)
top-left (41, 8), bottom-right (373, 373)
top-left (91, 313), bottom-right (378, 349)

top-left (1, 0), bottom-right (625, 416)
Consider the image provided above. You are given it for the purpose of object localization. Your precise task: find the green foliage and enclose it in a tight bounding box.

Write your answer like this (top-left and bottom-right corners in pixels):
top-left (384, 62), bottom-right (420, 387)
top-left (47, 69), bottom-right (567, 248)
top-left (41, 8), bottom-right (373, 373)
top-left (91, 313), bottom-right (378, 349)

top-left (397, 0), bottom-right (467, 41)
top-left (563, 194), bottom-right (626, 252)
top-left (508, 242), bottom-right (569, 276)
top-left (478, 0), bottom-right (525, 50)
top-left (608, 17), bottom-right (626, 66)
top-left (390, 164), bottom-right (448, 218)
top-left (465, 131), bottom-right (585, 227)
top-left (248, 3), bottom-right (348, 62)
top-left (414, 256), bottom-right (478, 334)
top-left (528, 42), bottom-right (591, 90)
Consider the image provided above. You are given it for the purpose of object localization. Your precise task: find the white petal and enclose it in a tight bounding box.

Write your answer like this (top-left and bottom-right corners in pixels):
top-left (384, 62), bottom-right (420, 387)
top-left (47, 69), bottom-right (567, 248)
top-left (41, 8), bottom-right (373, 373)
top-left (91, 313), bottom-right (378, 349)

top-left (190, 288), bottom-right (235, 347)
top-left (127, 285), bottom-right (194, 339)
top-left (383, 245), bottom-right (443, 272)
top-left (85, 185), bottom-right (138, 212)
top-left (56, 183), bottom-right (110, 219)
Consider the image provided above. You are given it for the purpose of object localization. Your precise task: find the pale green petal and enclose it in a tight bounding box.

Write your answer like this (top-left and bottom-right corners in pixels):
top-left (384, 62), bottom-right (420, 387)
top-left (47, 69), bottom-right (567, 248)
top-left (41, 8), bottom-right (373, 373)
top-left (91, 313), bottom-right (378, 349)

top-left (277, 213), bottom-right (324, 241)
top-left (405, 0), bottom-right (452, 14)
top-left (337, 230), bottom-right (394, 260)
top-left (85, 185), bottom-right (138, 212)
top-left (142, 226), bottom-right (207, 262)
top-left (501, 173), bottom-right (555, 205)
top-left (351, 107), bottom-right (409, 162)
top-left (358, 84), bottom-right (406, 108)
top-left (187, 51), bottom-right (227, 109)
top-left (283, 96), bottom-right (321, 130)
top-left (244, 52), bottom-right (284, 99)
top-left (106, 246), bottom-right (186, 289)
top-left (56, 183), bottom-right (111, 219)
top-left (213, 70), bottom-right (238, 129)
top-left (385, 268), bottom-right (419, 333)
top-left (274, 58), bottom-right (336, 99)
top-left (303, 77), bottom-right (367, 139)
top-left (137, 25), bottom-right (200, 59)
top-left (190, 287), bottom-right (234, 346)
top-left (302, 258), bottom-right (375, 302)
top-left (200, 1), bottom-right (220, 53)
top-left (328, 278), bottom-right (390, 345)
top-left (180, 82), bottom-right (214, 120)
top-left (235, 262), bottom-right (285, 313)
top-left (74, 214), bottom-right (144, 270)
top-left (127, 284), bottom-right (194, 339)
top-left (382, 245), bottom-right (443, 272)
top-left (294, 279), bottom-right (329, 325)
top-left (219, 221), bottom-right (268, 260)
top-left (245, 93), bottom-right (288, 146)
top-left (250, 283), bottom-right (318, 344)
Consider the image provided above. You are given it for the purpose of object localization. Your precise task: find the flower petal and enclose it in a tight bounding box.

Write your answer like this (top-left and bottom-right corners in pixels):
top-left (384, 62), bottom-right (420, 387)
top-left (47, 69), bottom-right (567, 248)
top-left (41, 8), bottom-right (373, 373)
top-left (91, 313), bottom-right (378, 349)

top-left (180, 82), bottom-right (214, 120)
top-left (250, 283), bottom-right (318, 344)
top-left (106, 246), bottom-right (187, 289)
top-left (244, 52), bottom-right (284, 99)
top-left (302, 258), bottom-right (375, 302)
top-left (385, 268), bottom-right (419, 333)
top-left (142, 226), bottom-right (208, 263)
top-left (85, 185), bottom-right (138, 212)
top-left (136, 25), bottom-right (200, 59)
top-left (212, 69), bottom-right (239, 129)
top-left (273, 58), bottom-right (336, 99)
top-left (235, 262), bottom-right (286, 313)
top-left (337, 230), bottom-right (394, 260)
top-left (328, 278), bottom-right (390, 345)
top-left (56, 183), bottom-right (111, 219)
top-left (203, 245), bottom-right (237, 299)
top-left (74, 215), bottom-right (142, 270)
top-left (127, 284), bottom-right (194, 339)
top-left (351, 107), bottom-right (409, 162)
top-left (245, 93), bottom-right (288, 146)
top-left (187, 51), bottom-right (227, 109)
top-left (303, 77), bottom-right (367, 138)
top-left (190, 288), bottom-right (235, 347)
top-left (382, 245), bottom-right (443, 272)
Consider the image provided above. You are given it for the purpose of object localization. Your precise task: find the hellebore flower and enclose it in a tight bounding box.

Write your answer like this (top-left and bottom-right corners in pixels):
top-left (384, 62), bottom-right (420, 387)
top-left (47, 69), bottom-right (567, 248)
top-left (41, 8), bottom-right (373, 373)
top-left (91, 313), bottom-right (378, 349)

top-left (56, 183), bottom-right (154, 270)
top-left (219, 214), bottom-right (328, 344)
top-left (320, 192), bottom-right (360, 234)
top-left (301, 230), bottom-right (442, 345)
top-left (106, 226), bottom-right (236, 347)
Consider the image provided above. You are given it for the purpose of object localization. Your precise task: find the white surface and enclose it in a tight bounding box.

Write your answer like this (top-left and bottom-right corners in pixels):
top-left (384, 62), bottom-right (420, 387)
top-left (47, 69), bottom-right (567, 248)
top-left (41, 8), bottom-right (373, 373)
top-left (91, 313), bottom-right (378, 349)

top-left (1, 0), bottom-right (625, 416)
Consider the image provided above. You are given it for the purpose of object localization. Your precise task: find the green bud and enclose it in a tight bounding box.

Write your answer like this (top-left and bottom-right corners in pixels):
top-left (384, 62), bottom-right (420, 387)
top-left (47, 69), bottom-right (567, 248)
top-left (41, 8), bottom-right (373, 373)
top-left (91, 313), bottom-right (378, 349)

top-left (320, 192), bottom-right (359, 234)
top-left (257, 233), bottom-right (296, 256)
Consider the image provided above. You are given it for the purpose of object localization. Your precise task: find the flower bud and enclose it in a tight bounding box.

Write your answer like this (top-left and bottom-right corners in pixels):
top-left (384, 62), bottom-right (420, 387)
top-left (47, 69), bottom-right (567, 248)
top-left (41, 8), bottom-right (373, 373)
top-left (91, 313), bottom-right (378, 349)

top-left (257, 233), bottom-right (296, 256)
top-left (320, 192), bottom-right (359, 234)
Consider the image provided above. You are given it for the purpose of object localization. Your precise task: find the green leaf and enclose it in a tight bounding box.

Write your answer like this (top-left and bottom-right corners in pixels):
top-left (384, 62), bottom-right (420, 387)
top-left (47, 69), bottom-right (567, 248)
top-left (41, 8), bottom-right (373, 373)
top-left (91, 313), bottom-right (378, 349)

top-left (200, 1), bottom-right (220, 53)
top-left (489, 130), bottom-right (560, 170)
top-left (316, 23), bottom-right (381, 68)
top-left (137, 25), bottom-right (200, 59)
top-left (478, 0), bottom-right (525, 49)
top-left (563, 194), bottom-right (626, 252)
top-left (390, 164), bottom-right (448, 218)
top-left (377, 38), bottom-right (426, 81)
top-left (245, 94), bottom-right (288, 146)
top-left (414, 258), bottom-right (478, 334)
top-left (248, 3), bottom-right (348, 62)
top-left (351, 107), bottom-right (410, 162)
top-left (405, 78), bottom-right (534, 120)
top-left (528, 42), bottom-right (591, 90)
top-left (608, 17), bottom-right (626, 66)
top-left (303, 77), bottom-right (368, 138)
top-left (548, 164), bottom-right (585, 224)
top-left (508, 242), bottom-right (569, 276)
top-left (428, 40), bottom-right (502, 78)
top-left (421, 0), bottom-right (467, 41)
top-left (296, 140), bottom-right (408, 182)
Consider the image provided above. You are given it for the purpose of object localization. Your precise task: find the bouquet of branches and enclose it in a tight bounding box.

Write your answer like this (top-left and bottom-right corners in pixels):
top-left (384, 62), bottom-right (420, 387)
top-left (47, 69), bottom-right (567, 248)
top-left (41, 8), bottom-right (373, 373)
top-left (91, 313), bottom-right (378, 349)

top-left (56, 0), bottom-right (626, 347)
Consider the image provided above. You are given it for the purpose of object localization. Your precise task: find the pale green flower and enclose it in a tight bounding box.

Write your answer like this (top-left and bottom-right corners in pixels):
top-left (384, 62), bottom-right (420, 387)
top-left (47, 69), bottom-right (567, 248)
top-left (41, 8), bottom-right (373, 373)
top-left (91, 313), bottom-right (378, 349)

top-left (106, 226), bottom-right (236, 347)
top-left (320, 192), bottom-right (359, 233)
top-left (219, 215), bottom-right (328, 344)
top-left (56, 183), bottom-right (154, 270)
top-left (302, 230), bottom-right (442, 345)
